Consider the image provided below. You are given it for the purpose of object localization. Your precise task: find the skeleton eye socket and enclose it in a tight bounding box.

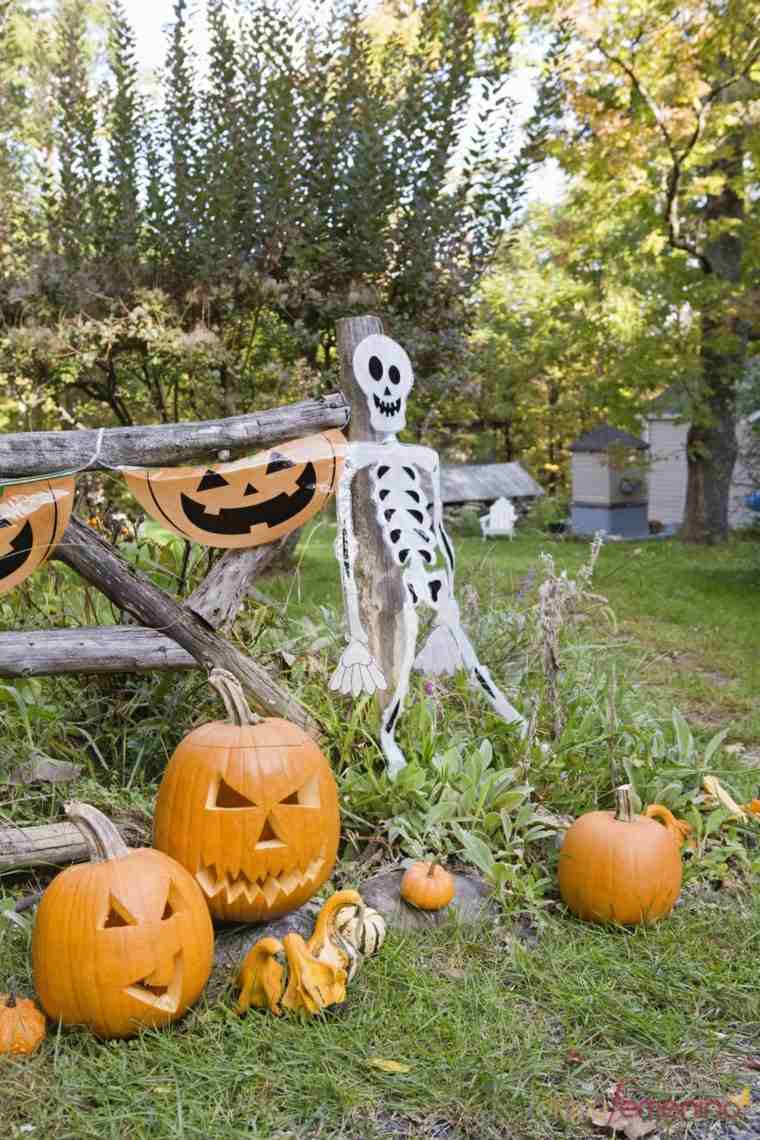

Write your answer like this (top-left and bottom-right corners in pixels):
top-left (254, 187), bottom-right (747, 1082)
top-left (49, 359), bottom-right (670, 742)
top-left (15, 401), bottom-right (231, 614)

top-left (369, 355), bottom-right (384, 382)
top-left (389, 365), bottom-right (401, 385)
top-left (197, 470), bottom-right (229, 492)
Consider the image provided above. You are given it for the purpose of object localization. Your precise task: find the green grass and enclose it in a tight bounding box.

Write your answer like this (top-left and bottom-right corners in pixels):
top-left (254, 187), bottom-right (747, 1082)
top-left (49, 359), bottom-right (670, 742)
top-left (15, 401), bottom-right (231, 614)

top-left (2, 526), bottom-right (760, 1138)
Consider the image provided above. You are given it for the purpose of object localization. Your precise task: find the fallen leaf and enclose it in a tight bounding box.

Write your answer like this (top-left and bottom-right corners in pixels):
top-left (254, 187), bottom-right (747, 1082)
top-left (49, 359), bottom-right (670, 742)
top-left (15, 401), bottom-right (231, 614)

top-left (743, 799), bottom-right (760, 816)
top-left (590, 1106), bottom-right (658, 1138)
top-left (744, 1057), bottom-right (760, 1071)
top-left (728, 1086), bottom-right (750, 1109)
top-left (8, 755), bottom-right (82, 786)
top-left (565, 1048), bottom-right (584, 1066)
top-left (367, 1058), bottom-right (412, 1074)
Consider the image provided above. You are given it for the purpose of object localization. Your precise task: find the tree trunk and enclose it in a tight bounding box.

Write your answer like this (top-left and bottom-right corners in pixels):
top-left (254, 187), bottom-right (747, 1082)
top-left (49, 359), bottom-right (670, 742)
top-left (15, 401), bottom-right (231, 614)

top-left (681, 129), bottom-right (745, 544)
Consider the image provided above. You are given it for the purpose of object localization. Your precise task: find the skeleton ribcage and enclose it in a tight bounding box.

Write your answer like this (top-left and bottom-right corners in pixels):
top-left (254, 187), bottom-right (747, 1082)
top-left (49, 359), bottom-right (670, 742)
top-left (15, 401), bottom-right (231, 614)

top-left (371, 461), bottom-right (438, 571)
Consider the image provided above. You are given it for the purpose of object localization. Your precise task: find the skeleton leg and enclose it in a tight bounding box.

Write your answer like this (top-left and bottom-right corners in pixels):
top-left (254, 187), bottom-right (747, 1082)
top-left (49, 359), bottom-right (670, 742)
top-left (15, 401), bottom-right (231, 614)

top-left (379, 594), bottom-right (419, 779)
top-left (416, 585), bottom-right (526, 733)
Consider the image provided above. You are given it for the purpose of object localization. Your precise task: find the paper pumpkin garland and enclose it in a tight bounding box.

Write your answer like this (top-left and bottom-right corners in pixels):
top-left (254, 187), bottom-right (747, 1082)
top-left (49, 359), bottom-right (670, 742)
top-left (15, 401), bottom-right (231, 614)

top-left (0, 477), bottom-right (75, 595)
top-left (124, 430), bottom-right (346, 548)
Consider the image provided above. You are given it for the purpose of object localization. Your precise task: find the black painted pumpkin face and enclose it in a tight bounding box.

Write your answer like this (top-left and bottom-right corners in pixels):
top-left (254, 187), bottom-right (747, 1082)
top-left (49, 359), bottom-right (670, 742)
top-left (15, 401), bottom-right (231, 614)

top-left (0, 478), bottom-right (74, 594)
top-left (124, 430), bottom-right (345, 548)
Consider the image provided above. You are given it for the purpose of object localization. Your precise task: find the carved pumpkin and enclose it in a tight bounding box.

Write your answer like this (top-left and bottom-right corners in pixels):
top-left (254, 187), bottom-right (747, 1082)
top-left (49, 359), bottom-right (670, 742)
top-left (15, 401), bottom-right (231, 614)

top-left (0, 992), bottom-right (46, 1056)
top-left (153, 670), bottom-right (340, 922)
top-left (123, 430), bottom-right (345, 548)
top-left (0, 478), bottom-right (74, 594)
top-left (32, 802), bottom-right (214, 1039)
top-left (558, 785), bottom-right (682, 925)
top-left (400, 861), bottom-right (455, 911)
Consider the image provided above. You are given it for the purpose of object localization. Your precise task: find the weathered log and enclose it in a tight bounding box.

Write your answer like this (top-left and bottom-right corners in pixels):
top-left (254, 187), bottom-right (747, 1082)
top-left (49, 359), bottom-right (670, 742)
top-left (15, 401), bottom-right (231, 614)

top-left (0, 393), bottom-right (349, 478)
top-left (0, 536), bottom-right (291, 677)
top-left (336, 316), bottom-right (406, 709)
top-left (51, 517), bottom-right (319, 735)
top-left (0, 627), bottom-right (196, 675)
top-left (0, 813), bottom-right (148, 871)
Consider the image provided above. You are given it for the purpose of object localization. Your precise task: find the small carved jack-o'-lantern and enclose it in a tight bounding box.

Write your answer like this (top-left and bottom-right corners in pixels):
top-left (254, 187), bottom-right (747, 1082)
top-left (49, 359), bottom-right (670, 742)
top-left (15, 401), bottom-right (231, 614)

top-left (154, 670), bottom-right (340, 922)
top-left (123, 430), bottom-right (345, 548)
top-left (32, 803), bottom-right (214, 1039)
top-left (0, 477), bottom-right (74, 595)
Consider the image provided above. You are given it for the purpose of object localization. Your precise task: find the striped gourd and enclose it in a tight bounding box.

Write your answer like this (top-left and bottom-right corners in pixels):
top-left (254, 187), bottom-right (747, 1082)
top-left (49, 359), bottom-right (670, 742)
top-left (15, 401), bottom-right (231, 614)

top-left (335, 902), bottom-right (386, 957)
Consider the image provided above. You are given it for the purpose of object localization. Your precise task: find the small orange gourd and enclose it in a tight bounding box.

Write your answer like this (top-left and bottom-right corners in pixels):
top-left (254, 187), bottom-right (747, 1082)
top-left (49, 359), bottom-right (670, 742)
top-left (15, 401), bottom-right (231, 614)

top-left (400, 861), bottom-right (455, 911)
top-left (0, 992), bottom-right (46, 1056)
top-left (32, 802), bottom-right (214, 1039)
top-left (558, 784), bottom-right (682, 926)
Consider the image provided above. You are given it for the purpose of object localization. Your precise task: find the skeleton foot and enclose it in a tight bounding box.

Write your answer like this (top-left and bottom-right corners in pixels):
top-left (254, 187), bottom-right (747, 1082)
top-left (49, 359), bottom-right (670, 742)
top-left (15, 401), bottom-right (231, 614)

top-left (379, 729), bottom-right (407, 780)
top-left (329, 640), bottom-right (387, 697)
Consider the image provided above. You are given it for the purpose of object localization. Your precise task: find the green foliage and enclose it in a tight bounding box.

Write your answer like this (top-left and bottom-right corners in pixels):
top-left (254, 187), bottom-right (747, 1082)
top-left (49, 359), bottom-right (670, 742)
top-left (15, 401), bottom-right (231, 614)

top-left (0, 0), bottom-right (540, 433)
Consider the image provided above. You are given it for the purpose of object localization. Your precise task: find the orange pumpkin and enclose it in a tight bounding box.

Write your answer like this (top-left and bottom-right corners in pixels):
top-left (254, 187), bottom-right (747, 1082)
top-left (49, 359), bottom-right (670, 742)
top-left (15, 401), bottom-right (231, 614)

top-left (32, 802), bottom-right (214, 1039)
top-left (0, 478), bottom-right (74, 594)
top-left (400, 861), bottom-right (456, 911)
top-left (123, 430), bottom-right (345, 548)
top-left (558, 785), bottom-right (682, 925)
top-left (153, 670), bottom-right (340, 922)
top-left (0, 992), bottom-right (46, 1056)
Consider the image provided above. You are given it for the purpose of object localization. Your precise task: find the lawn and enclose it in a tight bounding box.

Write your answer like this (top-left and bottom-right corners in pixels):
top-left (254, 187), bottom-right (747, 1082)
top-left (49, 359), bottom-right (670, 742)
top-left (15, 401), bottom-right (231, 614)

top-left (1, 525), bottom-right (759, 1139)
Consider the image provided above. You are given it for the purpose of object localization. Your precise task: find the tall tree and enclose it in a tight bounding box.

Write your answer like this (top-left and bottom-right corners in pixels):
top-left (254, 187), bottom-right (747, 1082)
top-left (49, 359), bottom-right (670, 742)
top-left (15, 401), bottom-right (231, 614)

top-left (530, 0), bottom-right (760, 542)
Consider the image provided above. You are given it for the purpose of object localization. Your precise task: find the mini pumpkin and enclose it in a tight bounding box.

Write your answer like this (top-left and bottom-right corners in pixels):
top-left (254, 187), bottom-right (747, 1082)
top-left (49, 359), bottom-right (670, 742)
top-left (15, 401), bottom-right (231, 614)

top-left (335, 900), bottom-right (386, 958)
top-left (32, 802), bottom-right (214, 1039)
top-left (153, 670), bottom-right (340, 922)
top-left (558, 784), bottom-right (682, 926)
top-left (124, 430), bottom-right (345, 549)
top-left (0, 992), bottom-right (46, 1056)
top-left (0, 477), bottom-right (74, 595)
top-left (400, 861), bottom-right (456, 911)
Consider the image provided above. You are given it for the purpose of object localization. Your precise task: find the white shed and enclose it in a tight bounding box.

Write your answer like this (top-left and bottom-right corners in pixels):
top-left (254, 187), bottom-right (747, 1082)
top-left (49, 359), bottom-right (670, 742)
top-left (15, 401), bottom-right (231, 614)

top-left (644, 390), bottom-right (758, 529)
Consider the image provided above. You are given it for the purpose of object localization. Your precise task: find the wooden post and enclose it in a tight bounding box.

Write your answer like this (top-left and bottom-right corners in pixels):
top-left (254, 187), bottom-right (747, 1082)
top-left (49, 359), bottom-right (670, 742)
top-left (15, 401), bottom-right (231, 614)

top-left (335, 316), bottom-right (406, 710)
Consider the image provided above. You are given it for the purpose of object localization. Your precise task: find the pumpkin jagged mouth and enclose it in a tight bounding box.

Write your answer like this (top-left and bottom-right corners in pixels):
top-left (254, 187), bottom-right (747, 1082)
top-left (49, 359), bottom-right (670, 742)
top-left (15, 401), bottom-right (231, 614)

top-left (126, 952), bottom-right (183, 1013)
top-left (195, 850), bottom-right (326, 907)
top-left (178, 462), bottom-right (317, 536)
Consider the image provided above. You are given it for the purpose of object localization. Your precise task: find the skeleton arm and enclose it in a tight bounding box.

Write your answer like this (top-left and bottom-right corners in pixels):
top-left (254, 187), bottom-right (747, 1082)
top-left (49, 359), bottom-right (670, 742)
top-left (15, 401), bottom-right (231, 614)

top-left (329, 454), bottom-right (387, 697)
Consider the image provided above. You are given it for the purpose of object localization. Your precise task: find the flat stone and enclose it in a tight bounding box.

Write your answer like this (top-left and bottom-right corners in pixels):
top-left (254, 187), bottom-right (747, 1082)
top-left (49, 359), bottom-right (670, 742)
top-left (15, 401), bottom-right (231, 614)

top-left (358, 869), bottom-right (495, 931)
top-left (212, 900), bottom-right (322, 972)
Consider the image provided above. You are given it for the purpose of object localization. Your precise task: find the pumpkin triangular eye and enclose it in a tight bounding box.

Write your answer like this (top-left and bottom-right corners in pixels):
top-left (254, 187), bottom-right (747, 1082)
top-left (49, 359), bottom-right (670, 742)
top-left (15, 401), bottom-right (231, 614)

top-left (244, 483), bottom-right (257, 496)
top-left (281, 791), bottom-right (300, 805)
top-left (197, 470), bottom-right (229, 492)
top-left (103, 897), bottom-right (138, 928)
top-left (266, 452), bottom-right (295, 475)
top-left (214, 776), bottom-right (256, 809)
top-left (162, 900), bottom-right (174, 920)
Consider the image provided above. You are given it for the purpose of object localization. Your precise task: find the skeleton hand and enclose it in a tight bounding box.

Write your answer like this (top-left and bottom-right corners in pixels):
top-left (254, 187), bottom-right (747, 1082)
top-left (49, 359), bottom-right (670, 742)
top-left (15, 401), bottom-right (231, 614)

top-left (414, 623), bottom-right (464, 676)
top-left (329, 640), bottom-right (387, 697)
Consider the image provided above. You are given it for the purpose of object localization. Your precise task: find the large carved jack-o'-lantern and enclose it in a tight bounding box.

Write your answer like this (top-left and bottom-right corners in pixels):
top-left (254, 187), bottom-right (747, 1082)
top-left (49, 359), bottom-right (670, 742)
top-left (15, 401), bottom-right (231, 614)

top-left (153, 670), bottom-right (340, 922)
top-left (123, 430), bottom-right (345, 548)
top-left (0, 477), bottom-right (74, 594)
top-left (32, 803), bottom-right (214, 1039)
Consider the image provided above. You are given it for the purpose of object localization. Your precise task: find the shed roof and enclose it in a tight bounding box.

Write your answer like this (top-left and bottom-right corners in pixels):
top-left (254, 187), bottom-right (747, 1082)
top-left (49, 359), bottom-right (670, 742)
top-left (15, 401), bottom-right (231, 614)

top-left (569, 424), bottom-right (649, 453)
top-left (440, 461), bottom-right (544, 504)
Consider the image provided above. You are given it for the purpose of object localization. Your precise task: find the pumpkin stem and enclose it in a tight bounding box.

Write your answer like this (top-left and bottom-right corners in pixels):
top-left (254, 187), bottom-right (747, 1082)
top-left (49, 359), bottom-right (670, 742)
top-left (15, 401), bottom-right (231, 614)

top-left (209, 669), bottom-right (260, 727)
top-left (65, 801), bottom-right (129, 861)
top-left (614, 784), bottom-right (635, 823)
top-left (426, 861), bottom-right (438, 878)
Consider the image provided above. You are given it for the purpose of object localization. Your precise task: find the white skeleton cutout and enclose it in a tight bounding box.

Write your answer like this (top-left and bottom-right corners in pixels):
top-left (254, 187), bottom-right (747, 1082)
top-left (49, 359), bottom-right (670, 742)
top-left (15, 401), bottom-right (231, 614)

top-left (329, 333), bottom-right (526, 777)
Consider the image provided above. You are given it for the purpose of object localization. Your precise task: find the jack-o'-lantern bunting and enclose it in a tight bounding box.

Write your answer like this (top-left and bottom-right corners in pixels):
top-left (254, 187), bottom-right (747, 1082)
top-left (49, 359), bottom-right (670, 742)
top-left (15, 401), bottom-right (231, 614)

top-left (0, 478), bottom-right (74, 594)
top-left (153, 669), bottom-right (340, 922)
top-left (32, 802), bottom-right (214, 1039)
top-left (123, 430), bottom-right (346, 548)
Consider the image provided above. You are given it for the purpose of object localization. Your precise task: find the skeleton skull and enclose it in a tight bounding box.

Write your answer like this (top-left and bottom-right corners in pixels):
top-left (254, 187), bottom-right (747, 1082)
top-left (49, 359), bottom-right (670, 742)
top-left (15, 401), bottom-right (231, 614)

top-left (353, 335), bottom-right (414, 435)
